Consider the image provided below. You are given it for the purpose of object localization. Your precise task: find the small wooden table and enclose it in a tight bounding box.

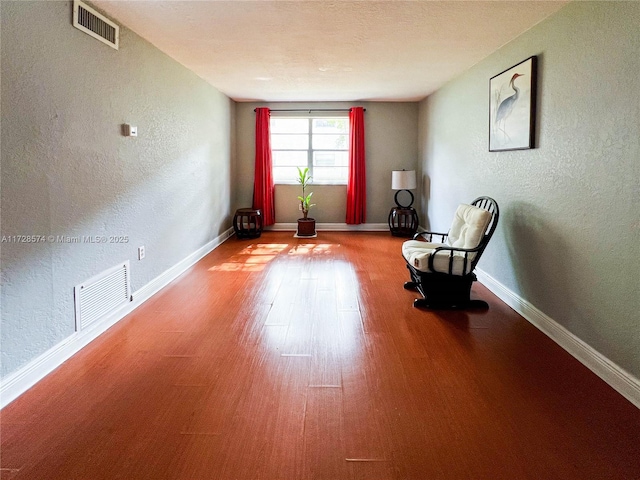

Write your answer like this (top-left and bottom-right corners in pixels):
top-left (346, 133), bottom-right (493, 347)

top-left (388, 207), bottom-right (418, 237)
top-left (233, 208), bottom-right (263, 239)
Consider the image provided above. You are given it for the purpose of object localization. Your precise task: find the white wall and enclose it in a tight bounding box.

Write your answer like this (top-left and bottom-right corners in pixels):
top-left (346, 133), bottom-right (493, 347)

top-left (419, 1), bottom-right (639, 378)
top-left (1, 1), bottom-right (234, 378)
top-left (235, 102), bottom-right (419, 224)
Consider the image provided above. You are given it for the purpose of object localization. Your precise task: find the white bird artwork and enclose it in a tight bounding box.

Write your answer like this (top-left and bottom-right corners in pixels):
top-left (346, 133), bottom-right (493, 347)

top-left (494, 72), bottom-right (524, 142)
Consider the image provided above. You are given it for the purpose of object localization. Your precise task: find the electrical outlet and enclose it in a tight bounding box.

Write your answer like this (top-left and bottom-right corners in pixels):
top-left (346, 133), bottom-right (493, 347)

top-left (138, 246), bottom-right (145, 260)
top-left (299, 203), bottom-right (302, 210)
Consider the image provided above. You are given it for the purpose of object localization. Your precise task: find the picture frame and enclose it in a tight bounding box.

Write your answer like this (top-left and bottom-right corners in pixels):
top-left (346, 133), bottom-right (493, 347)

top-left (489, 56), bottom-right (537, 152)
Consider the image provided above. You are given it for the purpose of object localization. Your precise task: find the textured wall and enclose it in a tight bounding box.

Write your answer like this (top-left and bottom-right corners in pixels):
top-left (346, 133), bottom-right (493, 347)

top-left (1, 2), bottom-right (234, 378)
top-left (235, 102), bottom-right (419, 223)
top-left (419, 2), bottom-right (639, 377)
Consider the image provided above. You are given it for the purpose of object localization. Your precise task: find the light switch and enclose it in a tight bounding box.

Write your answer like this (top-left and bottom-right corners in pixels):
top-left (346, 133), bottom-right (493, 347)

top-left (122, 124), bottom-right (138, 137)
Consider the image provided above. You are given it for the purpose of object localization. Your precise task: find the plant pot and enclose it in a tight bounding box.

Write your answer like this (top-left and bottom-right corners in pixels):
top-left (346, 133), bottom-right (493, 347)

top-left (296, 218), bottom-right (316, 237)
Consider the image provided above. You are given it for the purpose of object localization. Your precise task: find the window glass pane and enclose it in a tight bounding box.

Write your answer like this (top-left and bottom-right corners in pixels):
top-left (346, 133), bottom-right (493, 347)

top-left (271, 134), bottom-right (308, 150)
top-left (314, 166), bottom-right (348, 184)
top-left (272, 150), bottom-right (308, 167)
top-left (273, 166), bottom-right (301, 184)
top-left (312, 134), bottom-right (348, 150)
top-left (270, 117), bottom-right (349, 184)
top-left (313, 151), bottom-right (348, 167)
top-left (271, 118), bottom-right (308, 134)
top-left (312, 118), bottom-right (348, 134)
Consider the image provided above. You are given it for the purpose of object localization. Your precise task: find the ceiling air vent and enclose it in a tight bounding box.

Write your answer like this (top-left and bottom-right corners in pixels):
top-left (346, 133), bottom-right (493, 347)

top-left (73, 0), bottom-right (119, 50)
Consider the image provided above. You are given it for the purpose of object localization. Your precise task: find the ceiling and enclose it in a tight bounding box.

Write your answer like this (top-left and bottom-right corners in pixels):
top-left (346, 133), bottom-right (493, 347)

top-left (94, 1), bottom-right (568, 102)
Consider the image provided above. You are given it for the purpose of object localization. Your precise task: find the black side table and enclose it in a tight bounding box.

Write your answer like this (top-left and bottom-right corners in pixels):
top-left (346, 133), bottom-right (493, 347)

top-left (233, 208), bottom-right (263, 239)
top-left (389, 207), bottom-right (419, 237)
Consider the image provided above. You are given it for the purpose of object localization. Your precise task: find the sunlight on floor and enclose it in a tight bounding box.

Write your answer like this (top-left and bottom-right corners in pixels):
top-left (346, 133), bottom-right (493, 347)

top-left (209, 243), bottom-right (287, 272)
top-left (287, 243), bottom-right (337, 255)
top-left (209, 243), bottom-right (339, 271)
top-left (239, 244), bottom-right (289, 255)
top-left (208, 263), bottom-right (265, 272)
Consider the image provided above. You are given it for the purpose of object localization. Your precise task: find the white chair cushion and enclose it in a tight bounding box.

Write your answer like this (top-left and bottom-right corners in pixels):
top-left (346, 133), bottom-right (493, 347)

top-left (402, 240), bottom-right (476, 276)
top-left (447, 204), bottom-right (492, 249)
top-left (402, 240), bottom-right (446, 271)
top-left (402, 203), bottom-right (492, 276)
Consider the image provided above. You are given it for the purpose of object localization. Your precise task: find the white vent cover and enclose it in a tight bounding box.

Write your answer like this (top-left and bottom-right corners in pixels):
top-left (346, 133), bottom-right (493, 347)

top-left (74, 261), bottom-right (131, 331)
top-left (73, 0), bottom-right (119, 50)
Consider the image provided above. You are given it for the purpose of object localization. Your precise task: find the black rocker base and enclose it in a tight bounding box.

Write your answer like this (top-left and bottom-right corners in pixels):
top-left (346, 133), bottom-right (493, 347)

top-left (403, 281), bottom-right (419, 291)
top-left (405, 264), bottom-right (490, 310)
top-left (413, 298), bottom-right (489, 310)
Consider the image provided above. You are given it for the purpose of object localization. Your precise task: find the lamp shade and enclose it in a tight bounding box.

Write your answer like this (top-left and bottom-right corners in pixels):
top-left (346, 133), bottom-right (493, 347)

top-left (391, 170), bottom-right (417, 190)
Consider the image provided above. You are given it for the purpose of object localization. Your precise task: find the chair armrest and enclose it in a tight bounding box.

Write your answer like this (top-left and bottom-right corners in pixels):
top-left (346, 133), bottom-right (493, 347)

top-left (412, 231), bottom-right (449, 242)
top-left (427, 244), bottom-right (483, 275)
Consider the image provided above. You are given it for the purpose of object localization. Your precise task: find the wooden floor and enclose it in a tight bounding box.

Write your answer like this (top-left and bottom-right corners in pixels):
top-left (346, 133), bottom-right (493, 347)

top-left (1, 232), bottom-right (639, 480)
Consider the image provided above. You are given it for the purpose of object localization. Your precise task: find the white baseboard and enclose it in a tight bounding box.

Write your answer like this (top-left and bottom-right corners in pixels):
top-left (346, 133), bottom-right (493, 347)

top-left (0, 228), bottom-right (234, 409)
top-left (268, 222), bottom-right (388, 232)
top-left (476, 268), bottom-right (640, 409)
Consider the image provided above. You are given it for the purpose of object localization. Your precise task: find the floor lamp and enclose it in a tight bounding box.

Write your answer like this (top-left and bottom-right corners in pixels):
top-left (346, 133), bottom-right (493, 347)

top-left (388, 169), bottom-right (419, 237)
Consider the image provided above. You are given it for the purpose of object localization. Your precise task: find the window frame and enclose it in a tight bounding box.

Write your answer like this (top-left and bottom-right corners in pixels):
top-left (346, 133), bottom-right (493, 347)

top-left (270, 115), bottom-right (349, 185)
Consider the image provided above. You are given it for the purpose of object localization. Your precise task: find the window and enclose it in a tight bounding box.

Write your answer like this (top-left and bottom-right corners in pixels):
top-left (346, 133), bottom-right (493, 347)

top-left (271, 117), bottom-right (349, 184)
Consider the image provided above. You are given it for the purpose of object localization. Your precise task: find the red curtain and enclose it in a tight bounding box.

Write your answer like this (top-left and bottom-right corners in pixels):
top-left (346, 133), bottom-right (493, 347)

top-left (346, 107), bottom-right (366, 224)
top-left (252, 108), bottom-right (275, 226)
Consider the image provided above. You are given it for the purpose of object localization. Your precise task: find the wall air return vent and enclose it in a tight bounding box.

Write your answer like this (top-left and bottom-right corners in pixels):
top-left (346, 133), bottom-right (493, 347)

top-left (74, 261), bottom-right (131, 331)
top-left (73, 0), bottom-right (119, 50)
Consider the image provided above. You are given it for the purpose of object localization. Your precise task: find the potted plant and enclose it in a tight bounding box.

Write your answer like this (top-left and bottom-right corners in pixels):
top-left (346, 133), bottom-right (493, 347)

top-left (296, 167), bottom-right (316, 237)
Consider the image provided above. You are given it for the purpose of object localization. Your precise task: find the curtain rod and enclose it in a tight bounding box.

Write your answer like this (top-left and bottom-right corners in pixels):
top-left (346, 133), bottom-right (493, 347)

top-left (253, 108), bottom-right (366, 113)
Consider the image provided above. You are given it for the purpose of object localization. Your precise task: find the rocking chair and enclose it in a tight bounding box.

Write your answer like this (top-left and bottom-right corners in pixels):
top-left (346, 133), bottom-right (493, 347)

top-left (402, 197), bottom-right (499, 309)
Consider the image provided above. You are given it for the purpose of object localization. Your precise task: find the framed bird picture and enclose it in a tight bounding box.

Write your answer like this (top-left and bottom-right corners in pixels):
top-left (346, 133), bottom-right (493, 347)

top-left (489, 56), bottom-right (537, 152)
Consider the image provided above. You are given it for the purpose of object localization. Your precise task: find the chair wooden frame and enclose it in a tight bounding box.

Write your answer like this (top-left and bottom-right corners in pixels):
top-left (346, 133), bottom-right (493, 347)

top-left (403, 196), bottom-right (499, 309)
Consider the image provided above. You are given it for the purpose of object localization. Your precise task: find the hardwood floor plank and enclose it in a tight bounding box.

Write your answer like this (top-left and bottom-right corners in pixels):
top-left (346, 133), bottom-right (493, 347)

top-left (340, 337), bottom-right (389, 462)
top-left (216, 352), bottom-right (309, 479)
top-left (303, 388), bottom-right (346, 480)
top-left (308, 285), bottom-right (342, 387)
